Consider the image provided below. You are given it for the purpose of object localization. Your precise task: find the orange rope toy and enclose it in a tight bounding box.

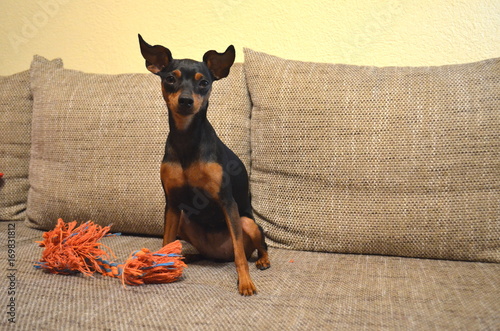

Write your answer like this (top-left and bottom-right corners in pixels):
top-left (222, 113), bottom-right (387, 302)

top-left (34, 218), bottom-right (186, 286)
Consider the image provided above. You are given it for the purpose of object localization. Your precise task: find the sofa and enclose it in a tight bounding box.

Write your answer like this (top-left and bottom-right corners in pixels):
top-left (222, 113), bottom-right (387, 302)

top-left (1, 48), bottom-right (499, 330)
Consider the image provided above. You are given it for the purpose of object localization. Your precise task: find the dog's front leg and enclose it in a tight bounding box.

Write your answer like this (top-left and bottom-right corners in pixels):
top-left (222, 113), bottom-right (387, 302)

top-left (223, 200), bottom-right (256, 296)
top-left (163, 205), bottom-right (181, 246)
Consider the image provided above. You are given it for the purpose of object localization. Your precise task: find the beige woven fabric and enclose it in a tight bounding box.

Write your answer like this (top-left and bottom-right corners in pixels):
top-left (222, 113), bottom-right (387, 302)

top-left (26, 56), bottom-right (251, 235)
top-left (244, 49), bottom-right (500, 262)
top-left (0, 67), bottom-right (54, 221)
top-left (3, 221), bottom-right (500, 330)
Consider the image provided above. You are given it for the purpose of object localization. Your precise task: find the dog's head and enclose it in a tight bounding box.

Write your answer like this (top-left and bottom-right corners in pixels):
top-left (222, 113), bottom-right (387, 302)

top-left (138, 34), bottom-right (235, 128)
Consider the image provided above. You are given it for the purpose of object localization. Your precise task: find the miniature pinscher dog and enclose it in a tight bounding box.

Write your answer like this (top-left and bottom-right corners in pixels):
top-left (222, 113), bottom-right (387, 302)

top-left (138, 34), bottom-right (270, 296)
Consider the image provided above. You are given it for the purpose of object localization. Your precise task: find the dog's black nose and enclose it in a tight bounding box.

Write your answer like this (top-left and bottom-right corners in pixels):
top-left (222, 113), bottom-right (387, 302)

top-left (178, 96), bottom-right (194, 108)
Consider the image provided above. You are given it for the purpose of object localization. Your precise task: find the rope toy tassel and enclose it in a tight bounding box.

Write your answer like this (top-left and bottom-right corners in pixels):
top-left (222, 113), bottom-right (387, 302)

top-left (121, 241), bottom-right (186, 286)
top-left (34, 218), bottom-right (115, 276)
top-left (34, 219), bottom-right (186, 286)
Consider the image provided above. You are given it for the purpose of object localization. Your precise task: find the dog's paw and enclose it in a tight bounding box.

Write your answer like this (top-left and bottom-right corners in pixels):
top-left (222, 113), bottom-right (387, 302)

top-left (238, 277), bottom-right (257, 296)
top-left (255, 257), bottom-right (270, 270)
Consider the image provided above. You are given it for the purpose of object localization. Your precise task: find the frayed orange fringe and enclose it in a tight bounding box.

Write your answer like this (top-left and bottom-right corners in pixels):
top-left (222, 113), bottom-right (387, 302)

top-left (35, 218), bottom-right (186, 286)
top-left (121, 241), bottom-right (185, 286)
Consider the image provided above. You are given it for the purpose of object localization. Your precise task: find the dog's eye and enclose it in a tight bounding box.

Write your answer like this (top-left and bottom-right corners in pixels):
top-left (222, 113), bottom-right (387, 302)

top-left (165, 76), bottom-right (176, 85)
top-left (199, 80), bottom-right (209, 88)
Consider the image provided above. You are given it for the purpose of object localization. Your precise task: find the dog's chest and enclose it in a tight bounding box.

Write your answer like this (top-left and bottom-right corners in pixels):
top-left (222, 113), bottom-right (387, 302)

top-left (160, 161), bottom-right (223, 199)
top-left (161, 161), bottom-right (226, 226)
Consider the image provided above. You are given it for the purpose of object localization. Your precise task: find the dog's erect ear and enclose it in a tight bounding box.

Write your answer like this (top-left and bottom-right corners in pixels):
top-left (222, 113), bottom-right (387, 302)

top-left (203, 45), bottom-right (235, 80)
top-left (138, 34), bottom-right (172, 74)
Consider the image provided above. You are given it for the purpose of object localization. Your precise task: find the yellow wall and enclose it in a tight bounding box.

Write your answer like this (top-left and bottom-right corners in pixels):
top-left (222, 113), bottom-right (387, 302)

top-left (0, 0), bottom-right (499, 75)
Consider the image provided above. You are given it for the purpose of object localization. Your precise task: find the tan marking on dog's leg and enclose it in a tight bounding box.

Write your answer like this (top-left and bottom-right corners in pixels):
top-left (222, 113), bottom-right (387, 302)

top-left (222, 204), bottom-right (256, 296)
top-left (160, 162), bottom-right (185, 246)
top-left (241, 217), bottom-right (270, 270)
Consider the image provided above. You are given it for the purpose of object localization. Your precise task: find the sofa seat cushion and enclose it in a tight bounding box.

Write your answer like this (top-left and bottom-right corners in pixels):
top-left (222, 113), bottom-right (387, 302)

top-left (6, 221), bottom-right (500, 330)
top-left (26, 56), bottom-right (251, 235)
top-left (244, 49), bottom-right (500, 262)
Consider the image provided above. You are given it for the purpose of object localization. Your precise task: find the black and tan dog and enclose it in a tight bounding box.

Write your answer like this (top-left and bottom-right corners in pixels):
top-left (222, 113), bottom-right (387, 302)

top-left (138, 35), bottom-right (270, 296)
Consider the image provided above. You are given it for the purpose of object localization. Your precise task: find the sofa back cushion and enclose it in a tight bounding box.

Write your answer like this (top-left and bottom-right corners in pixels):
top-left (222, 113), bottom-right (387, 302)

top-left (244, 49), bottom-right (500, 262)
top-left (0, 66), bottom-right (56, 221)
top-left (26, 55), bottom-right (251, 235)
